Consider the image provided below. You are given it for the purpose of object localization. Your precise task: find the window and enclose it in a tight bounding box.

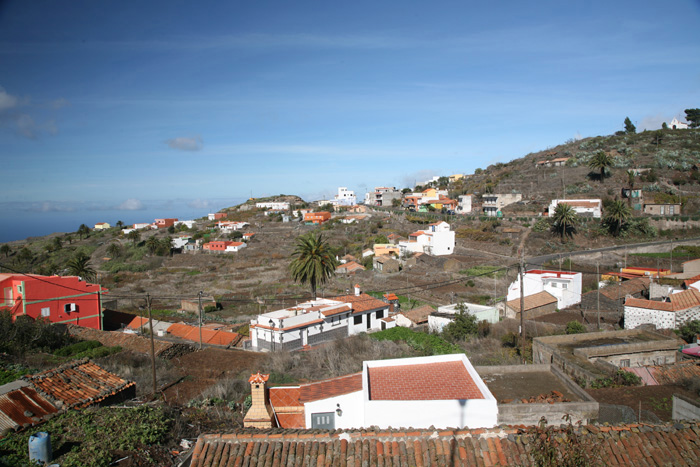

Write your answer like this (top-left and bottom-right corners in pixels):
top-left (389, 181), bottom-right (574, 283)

top-left (376, 309), bottom-right (385, 319)
top-left (64, 303), bottom-right (77, 313)
top-left (551, 283), bottom-right (557, 288)
top-left (311, 412), bottom-right (335, 429)
top-left (353, 315), bottom-right (362, 325)
top-left (41, 307), bottom-right (50, 317)
top-left (332, 316), bottom-right (341, 326)
top-left (620, 359), bottom-right (630, 367)
top-left (562, 283), bottom-right (568, 289)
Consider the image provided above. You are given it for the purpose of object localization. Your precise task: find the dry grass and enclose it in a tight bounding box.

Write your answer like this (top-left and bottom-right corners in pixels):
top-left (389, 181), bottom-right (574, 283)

top-left (96, 351), bottom-right (183, 397)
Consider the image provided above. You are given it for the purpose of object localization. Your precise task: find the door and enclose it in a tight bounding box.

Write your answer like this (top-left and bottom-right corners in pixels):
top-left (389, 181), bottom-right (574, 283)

top-left (366, 314), bottom-right (371, 330)
top-left (302, 329), bottom-right (308, 346)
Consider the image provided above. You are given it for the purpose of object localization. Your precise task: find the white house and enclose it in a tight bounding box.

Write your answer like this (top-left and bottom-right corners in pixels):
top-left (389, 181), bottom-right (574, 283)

top-left (248, 285), bottom-right (392, 352)
top-left (133, 222), bottom-right (154, 230)
top-left (507, 269), bottom-right (582, 310)
top-left (429, 302), bottom-right (499, 333)
top-left (175, 220), bottom-right (196, 229)
top-left (217, 221), bottom-right (248, 233)
top-left (246, 354), bottom-right (497, 430)
top-left (548, 199), bottom-right (602, 218)
top-left (624, 288), bottom-right (700, 330)
top-left (255, 201), bottom-right (290, 211)
top-left (398, 221), bottom-right (455, 256)
top-left (670, 117), bottom-right (689, 130)
top-left (333, 187), bottom-right (357, 206)
top-left (456, 194), bottom-right (472, 214)
top-left (482, 193), bottom-right (522, 217)
top-left (225, 242), bottom-right (247, 253)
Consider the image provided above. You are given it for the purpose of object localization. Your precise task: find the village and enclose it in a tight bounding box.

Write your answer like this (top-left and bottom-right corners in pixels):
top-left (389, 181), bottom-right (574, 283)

top-left (3, 123), bottom-right (700, 465)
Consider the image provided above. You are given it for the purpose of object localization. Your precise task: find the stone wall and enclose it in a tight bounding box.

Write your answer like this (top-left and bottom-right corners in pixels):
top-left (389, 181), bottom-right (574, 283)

top-left (673, 394), bottom-right (700, 421)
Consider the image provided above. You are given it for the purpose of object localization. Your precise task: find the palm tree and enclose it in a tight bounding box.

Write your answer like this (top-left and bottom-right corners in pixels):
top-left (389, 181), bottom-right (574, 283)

top-left (160, 236), bottom-right (173, 256)
top-left (289, 232), bottom-right (339, 298)
top-left (127, 229), bottom-right (141, 246)
top-left (52, 237), bottom-right (62, 251)
top-left (604, 200), bottom-right (631, 237)
top-left (550, 203), bottom-right (578, 240)
top-left (589, 151), bottom-right (613, 183)
top-left (107, 242), bottom-right (122, 258)
top-left (0, 244), bottom-right (10, 258)
top-left (77, 224), bottom-right (90, 239)
top-left (146, 236), bottom-right (160, 255)
top-left (116, 220), bottom-right (124, 229)
top-left (66, 252), bottom-right (96, 282)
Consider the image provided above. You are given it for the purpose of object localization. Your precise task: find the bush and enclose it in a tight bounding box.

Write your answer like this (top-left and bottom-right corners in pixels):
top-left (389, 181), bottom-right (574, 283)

top-left (371, 327), bottom-right (460, 355)
top-left (565, 321), bottom-right (586, 334)
top-left (676, 320), bottom-right (700, 343)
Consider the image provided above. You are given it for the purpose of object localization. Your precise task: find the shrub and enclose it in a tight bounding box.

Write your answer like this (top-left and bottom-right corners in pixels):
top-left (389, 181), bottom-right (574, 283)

top-left (371, 327), bottom-right (460, 355)
top-left (565, 321), bottom-right (586, 335)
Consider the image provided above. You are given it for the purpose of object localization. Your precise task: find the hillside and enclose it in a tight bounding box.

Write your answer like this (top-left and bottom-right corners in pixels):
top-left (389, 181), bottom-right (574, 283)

top-left (454, 128), bottom-right (700, 214)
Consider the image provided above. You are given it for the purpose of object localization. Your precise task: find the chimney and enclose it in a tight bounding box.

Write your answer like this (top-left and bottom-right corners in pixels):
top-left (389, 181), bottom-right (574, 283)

top-left (243, 372), bottom-right (274, 428)
top-left (354, 284), bottom-right (361, 296)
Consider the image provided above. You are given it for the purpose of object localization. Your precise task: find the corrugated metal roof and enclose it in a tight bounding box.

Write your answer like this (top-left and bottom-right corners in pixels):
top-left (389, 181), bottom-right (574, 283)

top-left (0, 386), bottom-right (58, 432)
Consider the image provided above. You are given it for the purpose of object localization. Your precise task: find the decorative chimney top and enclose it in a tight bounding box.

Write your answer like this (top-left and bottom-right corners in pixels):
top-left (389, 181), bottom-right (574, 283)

top-left (248, 372), bottom-right (269, 384)
top-left (354, 284), bottom-right (361, 296)
top-left (244, 372), bottom-right (274, 429)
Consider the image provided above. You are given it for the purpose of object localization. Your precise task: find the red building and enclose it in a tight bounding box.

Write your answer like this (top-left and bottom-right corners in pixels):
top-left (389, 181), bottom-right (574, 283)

top-left (304, 211), bottom-right (331, 224)
top-left (0, 274), bottom-right (105, 330)
top-left (154, 218), bottom-right (178, 229)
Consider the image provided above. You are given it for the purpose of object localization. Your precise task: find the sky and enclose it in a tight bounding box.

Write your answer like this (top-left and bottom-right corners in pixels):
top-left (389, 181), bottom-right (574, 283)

top-left (1, 0), bottom-right (699, 242)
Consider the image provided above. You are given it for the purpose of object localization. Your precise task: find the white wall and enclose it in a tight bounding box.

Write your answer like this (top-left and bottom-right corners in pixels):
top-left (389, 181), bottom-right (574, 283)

top-left (304, 391), bottom-right (364, 429)
top-left (507, 272), bottom-right (582, 309)
top-left (624, 305), bottom-right (700, 330)
top-left (363, 399), bottom-right (497, 429)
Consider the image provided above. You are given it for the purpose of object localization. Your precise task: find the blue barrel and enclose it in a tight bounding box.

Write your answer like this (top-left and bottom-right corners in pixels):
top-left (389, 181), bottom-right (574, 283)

top-left (28, 432), bottom-right (52, 464)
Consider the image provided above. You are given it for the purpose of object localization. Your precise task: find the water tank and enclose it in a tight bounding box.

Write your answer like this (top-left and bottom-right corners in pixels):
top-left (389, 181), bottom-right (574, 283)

top-left (28, 432), bottom-right (52, 464)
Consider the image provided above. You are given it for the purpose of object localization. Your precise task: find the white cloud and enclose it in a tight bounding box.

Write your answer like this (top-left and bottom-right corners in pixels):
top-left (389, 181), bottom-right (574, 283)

top-left (116, 198), bottom-right (145, 210)
top-left (51, 98), bottom-right (70, 109)
top-left (16, 114), bottom-right (37, 139)
top-left (165, 136), bottom-right (203, 151)
top-left (0, 87), bottom-right (18, 111)
top-left (639, 114), bottom-right (666, 131)
top-left (26, 202), bottom-right (75, 213)
top-left (187, 198), bottom-right (211, 209)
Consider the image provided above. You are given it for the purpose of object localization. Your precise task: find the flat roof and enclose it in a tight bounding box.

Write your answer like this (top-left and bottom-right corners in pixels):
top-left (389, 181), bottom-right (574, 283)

top-left (478, 369), bottom-right (583, 403)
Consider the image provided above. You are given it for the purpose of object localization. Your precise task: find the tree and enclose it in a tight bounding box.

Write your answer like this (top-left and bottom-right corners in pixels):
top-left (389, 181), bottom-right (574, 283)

top-left (624, 117), bottom-right (636, 134)
top-left (0, 244), bottom-right (10, 258)
top-left (684, 108), bottom-right (700, 128)
top-left (604, 200), bottom-right (631, 237)
top-left (52, 237), bottom-right (62, 251)
top-left (443, 305), bottom-right (479, 341)
top-left (64, 235), bottom-right (73, 245)
top-left (116, 220), bottom-right (124, 229)
top-left (662, 122), bottom-right (668, 130)
top-left (550, 203), bottom-right (578, 240)
top-left (77, 224), bottom-right (90, 239)
top-left (146, 236), bottom-right (160, 255)
top-left (66, 252), bottom-right (96, 282)
top-left (289, 232), bottom-right (338, 298)
top-left (127, 230), bottom-right (141, 246)
top-left (651, 130), bottom-right (663, 146)
top-left (588, 151), bottom-right (613, 183)
top-left (677, 320), bottom-right (700, 343)
top-left (107, 242), bottom-right (122, 258)
top-left (159, 236), bottom-right (173, 256)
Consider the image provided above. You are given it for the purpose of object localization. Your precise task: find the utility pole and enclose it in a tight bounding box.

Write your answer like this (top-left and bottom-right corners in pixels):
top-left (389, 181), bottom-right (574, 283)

top-left (519, 250), bottom-right (525, 364)
top-left (670, 241), bottom-right (673, 273)
top-left (596, 263), bottom-right (600, 330)
top-left (146, 294), bottom-right (157, 396)
top-left (198, 291), bottom-right (203, 350)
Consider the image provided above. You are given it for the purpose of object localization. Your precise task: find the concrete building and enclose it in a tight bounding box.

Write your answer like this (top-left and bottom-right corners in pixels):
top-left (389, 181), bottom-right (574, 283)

top-left (482, 193), bottom-right (522, 217)
top-left (373, 255), bottom-right (400, 273)
top-left (244, 354), bottom-right (497, 430)
top-left (208, 212), bottom-right (227, 220)
top-left (456, 194), bottom-right (472, 214)
top-left (0, 273), bottom-right (105, 330)
top-left (670, 117), bottom-right (689, 130)
top-left (548, 199), bottom-right (602, 218)
top-left (624, 288), bottom-right (700, 330)
top-left (504, 291), bottom-right (558, 320)
top-left (507, 269), bottom-right (582, 310)
top-left (332, 187), bottom-right (357, 206)
top-left (303, 211), bottom-right (331, 224)
top-left (398, 221), bottom-right (455, 256)
top-left (364, 187), bottom-right (402, 207)
top-left (248, 286), bottom-right (391, 352)
top-left (93, 222), bottom-right (110, 230)
top-left (154, 218), bottom-right (178, 229)
top-left (429, 302), bottom-right (499, 332)
top-left (532, 329), bottom-right (683, 384)
top-left (644, 203), bottom-right (681, 216)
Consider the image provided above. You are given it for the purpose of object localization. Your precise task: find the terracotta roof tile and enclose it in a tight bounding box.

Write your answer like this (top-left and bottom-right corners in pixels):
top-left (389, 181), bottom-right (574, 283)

top-left (400, 305), bottom-right (434, 325)
top-left (600, 277), bottom-right (650, 301)
top-left (368, 361), bottom-right (485, 400)
top-left (626, 288), bottom-right (700, 312)
top-left (332, 293), bottom-right (389, 314)
top-left (299, 373), bottom-right (362, 403)
top-left (24, 359), bottom-right (135, 410)
top-left (506, 291), bottom-right (557, 313)
top-left (190, 422), bottom-right (700, 466)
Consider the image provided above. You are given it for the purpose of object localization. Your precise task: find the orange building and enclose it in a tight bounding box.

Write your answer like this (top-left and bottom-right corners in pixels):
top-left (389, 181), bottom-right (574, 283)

top-left (154, 218), bottom-right (178, 229)
top-left (304, 211), bottom-right (331, 224)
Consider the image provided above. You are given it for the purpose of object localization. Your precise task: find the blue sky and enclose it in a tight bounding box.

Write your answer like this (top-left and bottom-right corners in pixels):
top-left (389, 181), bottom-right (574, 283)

top-left (1, 0), bottom-right (699, 241)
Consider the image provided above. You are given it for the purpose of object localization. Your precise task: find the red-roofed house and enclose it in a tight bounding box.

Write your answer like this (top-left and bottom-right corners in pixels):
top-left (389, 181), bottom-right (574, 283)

top-left (507, 269), bottom-right (582, 310)
top-left (202, 241), bottom-right (247, 253)
top-left (244, 354), bottom-right (497, 430)
top-left (248, 285), bottom-right (391, 351)
top-left (624, 288), bottom-right (700, 330)
top-left (0, 273), bottom-right (105, 330)
top-left (398, 221), bottom-right (455, 256)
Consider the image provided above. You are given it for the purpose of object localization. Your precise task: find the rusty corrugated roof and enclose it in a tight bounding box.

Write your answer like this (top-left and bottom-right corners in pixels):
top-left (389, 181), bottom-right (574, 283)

top-left (0, 385), bottom-right (58, 432)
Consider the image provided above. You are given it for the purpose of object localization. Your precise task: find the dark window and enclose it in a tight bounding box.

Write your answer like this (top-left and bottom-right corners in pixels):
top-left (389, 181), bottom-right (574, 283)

top-left (376, 309), bottom-right (385, 319)
top-left (353, 315), bottom-right (362, 325)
